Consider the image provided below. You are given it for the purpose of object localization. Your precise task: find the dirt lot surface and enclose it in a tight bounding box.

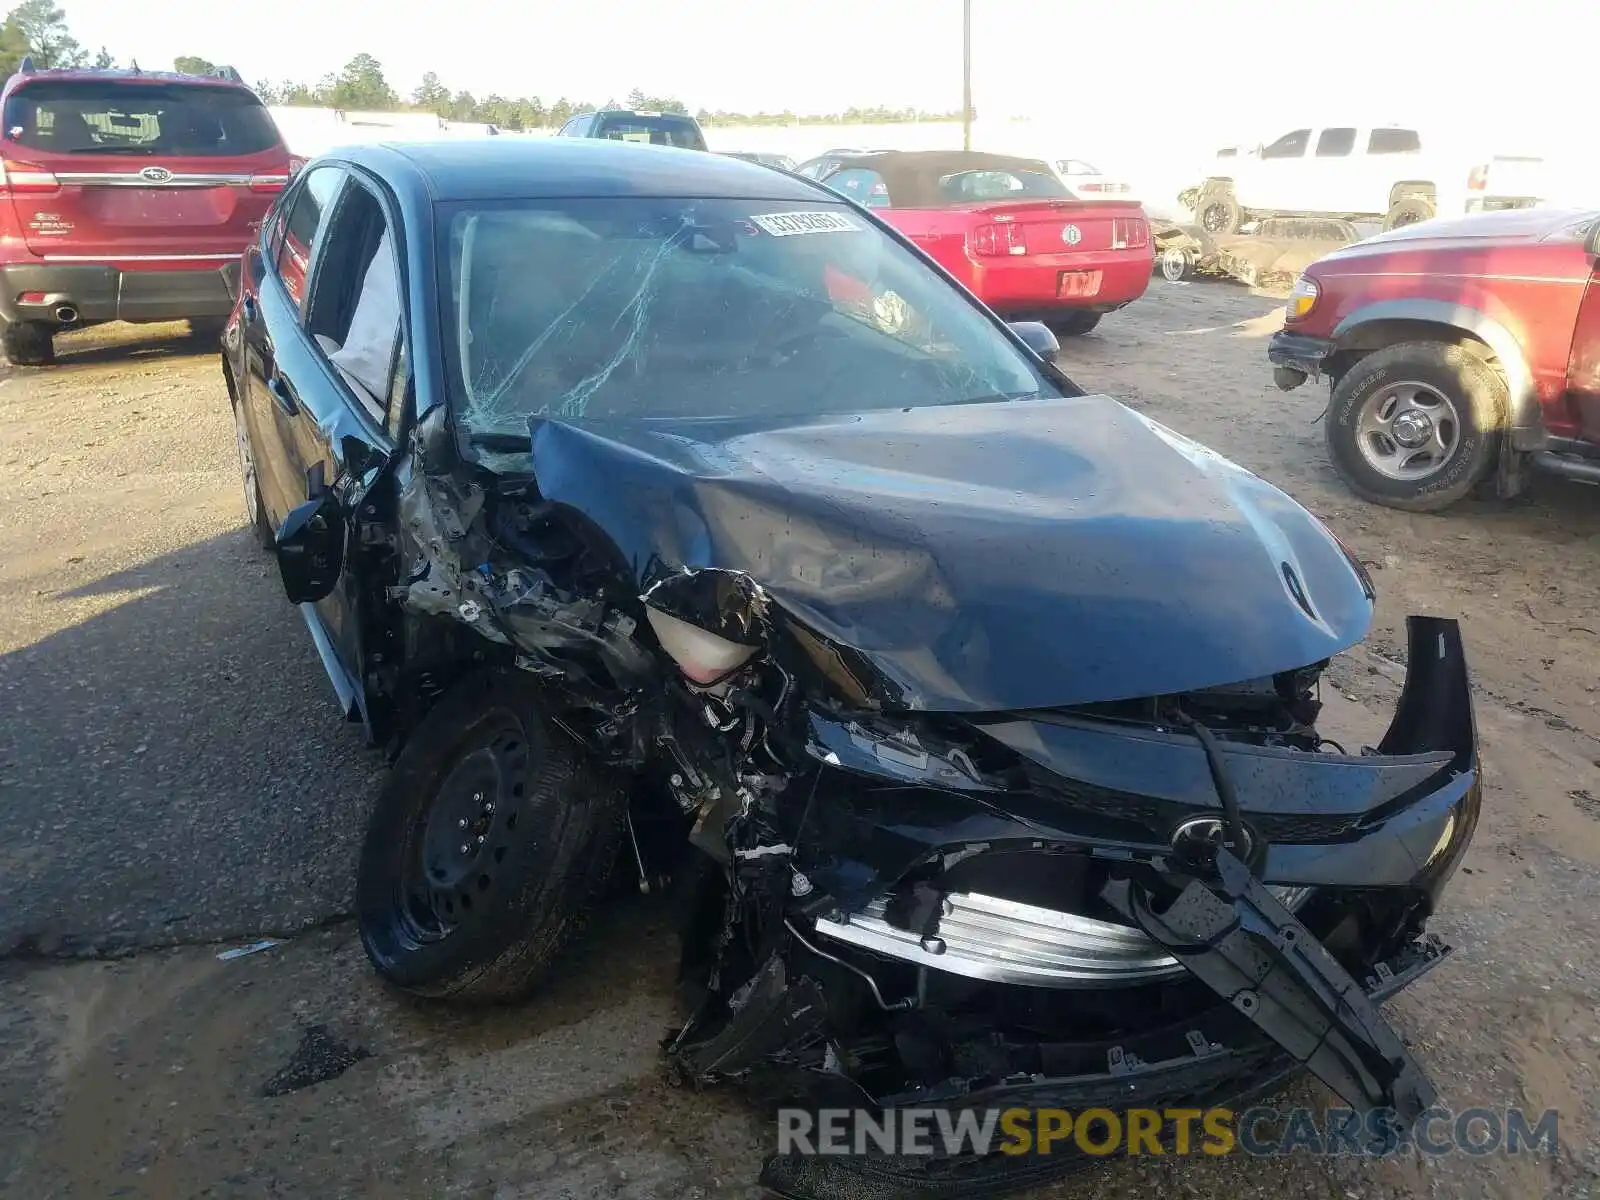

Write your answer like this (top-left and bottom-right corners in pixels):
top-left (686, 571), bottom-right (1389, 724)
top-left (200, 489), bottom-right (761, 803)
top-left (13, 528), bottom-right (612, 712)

top-left (2, 283), bottom-right (1598, 1199)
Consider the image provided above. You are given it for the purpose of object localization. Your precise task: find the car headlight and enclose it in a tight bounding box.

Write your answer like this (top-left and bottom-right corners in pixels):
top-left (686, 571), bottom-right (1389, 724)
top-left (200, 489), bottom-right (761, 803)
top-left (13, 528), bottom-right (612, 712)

top-left (1287, 275), bottom-right (1320, 320)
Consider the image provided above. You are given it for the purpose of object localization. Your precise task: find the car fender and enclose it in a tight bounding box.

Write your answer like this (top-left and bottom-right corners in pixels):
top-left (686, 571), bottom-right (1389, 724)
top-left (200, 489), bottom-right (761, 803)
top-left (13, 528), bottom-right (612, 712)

top-left (1332, 298), bottom-right (1542, 449)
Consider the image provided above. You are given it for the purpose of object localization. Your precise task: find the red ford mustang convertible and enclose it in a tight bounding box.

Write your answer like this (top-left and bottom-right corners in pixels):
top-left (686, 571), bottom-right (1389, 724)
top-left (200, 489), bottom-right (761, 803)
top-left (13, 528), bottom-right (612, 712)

top-left (797, 149), bottom-right (1153, 336)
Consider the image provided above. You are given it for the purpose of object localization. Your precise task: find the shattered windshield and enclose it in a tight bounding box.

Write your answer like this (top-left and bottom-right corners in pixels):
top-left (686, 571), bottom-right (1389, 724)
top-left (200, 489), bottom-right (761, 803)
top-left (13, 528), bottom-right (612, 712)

top-left (439, 197), bottom-right (1060, 437)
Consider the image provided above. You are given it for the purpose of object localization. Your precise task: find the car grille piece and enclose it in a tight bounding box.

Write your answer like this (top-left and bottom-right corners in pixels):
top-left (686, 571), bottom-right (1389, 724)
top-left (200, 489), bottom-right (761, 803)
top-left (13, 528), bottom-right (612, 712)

top-left (814, 887), bottom-right (1311, 989)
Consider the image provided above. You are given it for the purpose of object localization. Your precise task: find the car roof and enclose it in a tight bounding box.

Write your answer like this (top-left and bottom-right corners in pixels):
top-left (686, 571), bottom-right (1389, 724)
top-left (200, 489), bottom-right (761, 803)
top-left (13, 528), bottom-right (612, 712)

top-left (349, 138), bottom-right (826, 203)
top-left (3, 67), bottom-right (255, 95)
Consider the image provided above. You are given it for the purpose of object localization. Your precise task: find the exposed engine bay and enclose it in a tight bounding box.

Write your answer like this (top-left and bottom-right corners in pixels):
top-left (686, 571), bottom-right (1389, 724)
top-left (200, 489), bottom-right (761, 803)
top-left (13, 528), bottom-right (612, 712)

top-left (309, 398), bottom-right (1482, 1199)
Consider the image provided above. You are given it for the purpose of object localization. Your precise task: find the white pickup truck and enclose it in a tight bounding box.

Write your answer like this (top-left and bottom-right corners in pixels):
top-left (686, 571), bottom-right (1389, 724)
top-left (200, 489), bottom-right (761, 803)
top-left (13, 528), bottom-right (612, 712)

top-left (1191, 126), bottom-right (1545, 234)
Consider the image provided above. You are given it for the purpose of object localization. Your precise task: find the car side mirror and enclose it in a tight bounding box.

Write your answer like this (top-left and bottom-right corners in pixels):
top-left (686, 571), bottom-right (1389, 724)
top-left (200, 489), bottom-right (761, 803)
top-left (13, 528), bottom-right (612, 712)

top-left (1007, 320), bottom-right (1060, 360)
top-left (275, 492), bottom-right (345, 604)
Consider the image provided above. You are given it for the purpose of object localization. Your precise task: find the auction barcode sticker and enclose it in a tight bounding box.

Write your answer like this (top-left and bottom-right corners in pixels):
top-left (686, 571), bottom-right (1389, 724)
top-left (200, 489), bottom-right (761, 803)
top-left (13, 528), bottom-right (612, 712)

top-left (750, 211), bottom-right (860, 236)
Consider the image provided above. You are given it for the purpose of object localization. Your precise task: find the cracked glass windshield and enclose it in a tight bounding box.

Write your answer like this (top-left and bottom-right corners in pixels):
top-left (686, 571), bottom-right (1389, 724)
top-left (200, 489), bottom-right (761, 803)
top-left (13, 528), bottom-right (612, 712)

top-left (440, 197), bottom-right (1060, 437)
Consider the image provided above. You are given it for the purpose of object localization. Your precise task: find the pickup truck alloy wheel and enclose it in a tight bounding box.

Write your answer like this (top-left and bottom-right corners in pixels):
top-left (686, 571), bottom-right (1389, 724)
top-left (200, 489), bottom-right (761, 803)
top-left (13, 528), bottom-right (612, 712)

top-left (1325, 340), bottom-right (1505, 512)
top-left (357, 670), bottom-right (623, 1001)
top-left (1161, 246), bottom-right (1192, 281)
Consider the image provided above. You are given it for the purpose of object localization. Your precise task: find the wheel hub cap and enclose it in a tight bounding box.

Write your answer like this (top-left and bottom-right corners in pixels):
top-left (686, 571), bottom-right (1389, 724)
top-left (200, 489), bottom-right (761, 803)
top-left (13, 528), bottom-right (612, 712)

top-left (1391, 409), bottom-right (1433, 448)
top-left (1353, 379), bottom-right (1462, 482)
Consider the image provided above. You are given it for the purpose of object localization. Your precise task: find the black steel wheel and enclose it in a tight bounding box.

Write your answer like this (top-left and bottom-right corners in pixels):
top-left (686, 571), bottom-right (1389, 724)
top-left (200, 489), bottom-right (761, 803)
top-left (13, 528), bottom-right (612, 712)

top-left (358, 669), bottom-right (624, 1002)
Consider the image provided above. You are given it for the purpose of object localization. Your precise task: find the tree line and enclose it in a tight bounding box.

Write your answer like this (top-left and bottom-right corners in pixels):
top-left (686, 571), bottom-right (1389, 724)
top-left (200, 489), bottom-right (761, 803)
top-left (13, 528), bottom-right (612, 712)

top-left (0, 3), bottom-right (965, 130)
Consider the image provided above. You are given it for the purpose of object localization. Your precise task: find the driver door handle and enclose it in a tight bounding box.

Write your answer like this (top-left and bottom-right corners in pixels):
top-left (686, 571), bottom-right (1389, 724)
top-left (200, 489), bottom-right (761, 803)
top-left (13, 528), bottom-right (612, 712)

top-left (268, 374), bottom-right (299, 416)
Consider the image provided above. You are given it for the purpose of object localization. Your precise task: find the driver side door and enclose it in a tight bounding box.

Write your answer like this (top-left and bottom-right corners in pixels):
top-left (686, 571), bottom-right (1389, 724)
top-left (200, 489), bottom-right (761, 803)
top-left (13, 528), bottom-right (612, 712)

top-left (269, 171), bottom-right (413, 729)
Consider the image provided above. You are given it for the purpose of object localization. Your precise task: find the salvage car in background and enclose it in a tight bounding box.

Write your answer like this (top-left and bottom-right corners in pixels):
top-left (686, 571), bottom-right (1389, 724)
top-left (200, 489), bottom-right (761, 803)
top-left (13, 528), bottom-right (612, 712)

top-left (1269, 206), bottom-right (1600, 511)
top-left (225, 138), bottom-right (1480, 1198)
top-left (1053, 156), bottom-right (1133, 196)
top-left (798, 149), bottom-right (1152, 336)
top-left (0, 59), bottom-right (298, 365)
top-left (554, 107), bottom-right (708, 151)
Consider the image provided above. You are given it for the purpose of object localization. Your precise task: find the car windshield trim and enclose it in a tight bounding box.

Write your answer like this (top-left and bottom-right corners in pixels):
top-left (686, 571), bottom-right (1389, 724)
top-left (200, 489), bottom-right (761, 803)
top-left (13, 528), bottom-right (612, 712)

top-left (434, 196), bottom-right (1069, 445)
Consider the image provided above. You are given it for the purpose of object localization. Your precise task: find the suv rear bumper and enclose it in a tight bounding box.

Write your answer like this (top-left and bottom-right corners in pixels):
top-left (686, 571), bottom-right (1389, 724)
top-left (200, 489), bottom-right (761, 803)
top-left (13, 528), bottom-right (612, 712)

top-left (0, 261), bottom-right (242, 327)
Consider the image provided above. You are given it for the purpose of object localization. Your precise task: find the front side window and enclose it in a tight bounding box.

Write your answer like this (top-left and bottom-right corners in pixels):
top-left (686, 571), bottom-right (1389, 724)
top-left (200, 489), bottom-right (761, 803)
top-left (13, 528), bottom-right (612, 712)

top-left (440, 197), bottom-right (1063, 438)
top-left (2, 81), bottom-right (280, 156)
top-left (276, 165), bottom-right (345, 314)
top-left (305, 182), bottom-right (403, 426)
top-left (1262, 129), bottom-right (1311, 159)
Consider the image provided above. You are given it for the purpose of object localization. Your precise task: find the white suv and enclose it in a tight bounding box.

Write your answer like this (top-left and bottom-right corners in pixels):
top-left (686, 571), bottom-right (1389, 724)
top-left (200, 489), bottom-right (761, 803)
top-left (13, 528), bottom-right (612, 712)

top-left (1190, 126), bottom-right (1519, 234)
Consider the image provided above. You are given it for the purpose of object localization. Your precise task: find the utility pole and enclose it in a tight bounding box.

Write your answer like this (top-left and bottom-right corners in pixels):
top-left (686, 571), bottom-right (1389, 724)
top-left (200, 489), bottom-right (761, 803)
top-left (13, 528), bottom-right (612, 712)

top-left (962, 0), bottom-right (973, 150)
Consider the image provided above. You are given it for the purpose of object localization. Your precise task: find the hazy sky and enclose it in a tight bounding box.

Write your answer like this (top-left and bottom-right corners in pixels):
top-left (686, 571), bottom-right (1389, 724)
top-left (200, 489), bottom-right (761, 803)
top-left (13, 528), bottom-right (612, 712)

top-left (62, 0), bottom-right (1597, 149)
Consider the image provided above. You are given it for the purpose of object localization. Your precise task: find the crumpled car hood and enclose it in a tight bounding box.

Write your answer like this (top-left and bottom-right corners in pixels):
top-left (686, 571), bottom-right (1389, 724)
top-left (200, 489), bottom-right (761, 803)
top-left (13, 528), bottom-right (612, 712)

top-left (523, 394), bottom-right (1374, 711)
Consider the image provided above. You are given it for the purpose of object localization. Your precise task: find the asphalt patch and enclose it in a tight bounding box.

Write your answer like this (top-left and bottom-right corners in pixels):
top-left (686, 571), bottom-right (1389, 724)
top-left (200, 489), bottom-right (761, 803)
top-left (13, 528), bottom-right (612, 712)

top-left (260, 1023), bottom-right (372, 1097)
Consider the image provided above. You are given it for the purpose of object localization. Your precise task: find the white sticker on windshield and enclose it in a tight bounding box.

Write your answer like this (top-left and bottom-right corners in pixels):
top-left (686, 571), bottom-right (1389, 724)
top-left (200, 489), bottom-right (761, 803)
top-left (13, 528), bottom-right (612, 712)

top-left (750, 210), bottom-right (860, 237)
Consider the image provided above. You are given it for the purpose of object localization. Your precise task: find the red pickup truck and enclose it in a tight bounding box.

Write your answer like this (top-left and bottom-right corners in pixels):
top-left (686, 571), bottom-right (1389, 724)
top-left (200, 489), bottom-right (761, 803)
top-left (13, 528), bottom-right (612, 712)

top-left (1267, 207), bottom-right (1600, 511)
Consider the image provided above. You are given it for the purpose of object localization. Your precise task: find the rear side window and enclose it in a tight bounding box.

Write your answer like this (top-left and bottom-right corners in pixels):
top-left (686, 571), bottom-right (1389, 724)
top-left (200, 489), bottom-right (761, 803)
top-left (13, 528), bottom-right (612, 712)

top-left (3, 82), bottom-right (281, 157)
top-left (937, 169), bottom-right (1072, 203)
top-left (592, 114), bottom-right (705, 150)
top-left (1315, 128), bottom-right (1356, 157)
top-left (1368, 128), bottom-right (1422, 155)
top-left (276, 165), bottom-right (345, 314)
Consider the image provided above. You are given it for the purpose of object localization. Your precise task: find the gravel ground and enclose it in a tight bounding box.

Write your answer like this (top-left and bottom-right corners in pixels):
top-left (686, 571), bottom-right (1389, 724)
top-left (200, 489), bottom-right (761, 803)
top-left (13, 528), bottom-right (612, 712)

top-left (1, 287), bottom-right (1597, 1199)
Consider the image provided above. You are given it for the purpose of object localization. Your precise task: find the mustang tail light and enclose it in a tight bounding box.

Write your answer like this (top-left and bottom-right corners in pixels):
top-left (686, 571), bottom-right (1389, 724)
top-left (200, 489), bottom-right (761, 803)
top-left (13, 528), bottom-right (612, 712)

top-left (969, 222), bottom-right (1027, 257)
top-left (1110, 216), bottom-right (1149, 249)
top-left (0, 159), bottom-right (60, 195)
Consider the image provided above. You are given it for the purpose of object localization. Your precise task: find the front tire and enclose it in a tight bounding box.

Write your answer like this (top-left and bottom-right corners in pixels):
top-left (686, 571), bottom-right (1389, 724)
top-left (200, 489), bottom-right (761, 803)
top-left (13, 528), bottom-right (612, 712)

top-left (230, 392), bottom-right (274, 549)
top-left (2, 320), bottom-right (54, 366)
top-left (1325, 340), bottom-right (1505, 512)
top-left (357, 669), bottom-right (624, 1003)
top-left (1160, 246), bottom-right (1193, 281)
top-left (1044, 311), bottom-right (1102, 337)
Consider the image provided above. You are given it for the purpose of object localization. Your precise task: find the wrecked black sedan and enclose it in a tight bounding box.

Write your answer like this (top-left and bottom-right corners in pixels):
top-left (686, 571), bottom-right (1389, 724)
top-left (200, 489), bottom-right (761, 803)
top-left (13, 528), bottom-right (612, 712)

top-left (223, 139), bottom-right (1480, 1196)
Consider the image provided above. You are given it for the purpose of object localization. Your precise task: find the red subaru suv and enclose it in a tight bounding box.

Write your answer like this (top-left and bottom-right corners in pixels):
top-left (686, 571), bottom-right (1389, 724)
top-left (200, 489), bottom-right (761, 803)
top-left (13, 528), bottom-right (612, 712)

top-left (0, 61), bottom-right (296, 366)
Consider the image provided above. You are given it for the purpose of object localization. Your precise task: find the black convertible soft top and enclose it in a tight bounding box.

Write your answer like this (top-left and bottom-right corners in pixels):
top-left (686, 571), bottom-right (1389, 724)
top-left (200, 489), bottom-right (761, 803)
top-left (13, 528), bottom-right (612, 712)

top-left (825, 149), bottom-right (1067, 207)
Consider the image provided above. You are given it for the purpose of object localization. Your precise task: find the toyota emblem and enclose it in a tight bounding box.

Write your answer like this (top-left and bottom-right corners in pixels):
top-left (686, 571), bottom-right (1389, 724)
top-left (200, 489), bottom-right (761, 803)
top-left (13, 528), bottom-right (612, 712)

top-left (139, 165), bottom-right (173, 183)
top-left (1062, 223), bottom-right (1082, 246)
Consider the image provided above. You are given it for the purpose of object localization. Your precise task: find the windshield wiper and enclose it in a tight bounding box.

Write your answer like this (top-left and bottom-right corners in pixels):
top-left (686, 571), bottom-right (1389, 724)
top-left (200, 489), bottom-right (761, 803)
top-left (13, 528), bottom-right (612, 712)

top-left (942, 389), bottom-right (1049, 407)
top-left (79, 145), bottom-right (163, 156)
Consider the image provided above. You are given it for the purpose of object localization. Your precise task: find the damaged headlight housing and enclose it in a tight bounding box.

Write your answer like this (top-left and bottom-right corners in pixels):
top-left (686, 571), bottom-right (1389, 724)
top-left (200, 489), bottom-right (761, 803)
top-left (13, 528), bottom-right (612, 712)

top-left (1286, 274), bottom-right (1320, 321)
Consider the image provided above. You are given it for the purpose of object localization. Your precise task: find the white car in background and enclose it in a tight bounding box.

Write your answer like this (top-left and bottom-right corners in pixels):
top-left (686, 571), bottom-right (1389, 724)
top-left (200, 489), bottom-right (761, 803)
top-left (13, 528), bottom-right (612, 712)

top-left (1053, 158), bottom-right (1135, 198)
